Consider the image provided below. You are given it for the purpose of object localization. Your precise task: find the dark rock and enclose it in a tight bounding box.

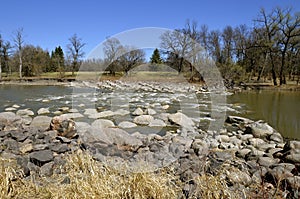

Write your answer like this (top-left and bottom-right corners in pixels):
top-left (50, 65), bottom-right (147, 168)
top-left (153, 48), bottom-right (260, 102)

top-left (51, 144), bottom-right (70, 153)
top-left (9, 130), bottom-right (28, 142)
top-left (3, 138), bottom-right (19, 151)
top-left (29, 150), bottom-right (54, 166)
top-left (56, 136), bottom-right (72, 144)
top-left (16, 156), bottom-right (30, 177)
top-left (0, 112), bottom-right (22, 131)
top-left (225, 116), bottom-right (253, 124)
top-left (40, 162), bottom-right (54, 176)
top-left (61, 176), bottom-right (71, 184)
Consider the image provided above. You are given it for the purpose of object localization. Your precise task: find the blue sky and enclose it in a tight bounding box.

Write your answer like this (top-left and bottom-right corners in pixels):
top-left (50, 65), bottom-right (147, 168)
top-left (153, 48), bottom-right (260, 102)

top-left (0, 0), bottom-right (299, 58)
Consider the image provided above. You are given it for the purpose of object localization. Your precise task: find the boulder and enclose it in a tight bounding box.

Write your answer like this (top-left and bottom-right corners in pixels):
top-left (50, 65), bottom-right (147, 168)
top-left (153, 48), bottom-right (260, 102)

top-left (83, 108), bottom-right (98, 115)
top-left (91, 119), bottom-right (115, 128)
top-left (50, 116), bottom-right (77, 138)
top-left (133, 115), bottom-right (154, 125)
top-left (60, 113), bottom-right (84, 119)
top-left (88, 110), bottom-right (115, 119)
top-left (245, 122), bottom-right (274, 139)
top-left (16, 109), bottom-right (34, 117)
top-left (225, 115), bottom-right (254, 124)
top-left (148, 119), bottom-right (167, 127)
top-left (168, 112), bottom-right (194, 129)
top-left (0, 112), bottom-right (22, 130)
top-left (132, 108), bottom-right (144, 116)
top-left (29, 150), bottom-right (54, 166)
top-left (118, 121), bottom-right (137, 128)
top-left (30, 116), bottom-right (52, 130)
top-left (80, 126), bottom-right (142, 147)
top-left (146, 108), bottom-right (156, 115)
top-left (37, 108), bottom-right (50, 115)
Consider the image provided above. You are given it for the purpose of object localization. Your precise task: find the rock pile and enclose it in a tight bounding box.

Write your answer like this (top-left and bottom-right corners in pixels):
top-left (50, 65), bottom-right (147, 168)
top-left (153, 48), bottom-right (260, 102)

top-left (0, 106), bottom-right (299, 197)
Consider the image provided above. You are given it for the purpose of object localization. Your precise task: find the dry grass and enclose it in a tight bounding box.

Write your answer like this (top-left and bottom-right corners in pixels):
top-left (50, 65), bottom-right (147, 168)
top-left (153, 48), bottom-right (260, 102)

top-left (0, 150), bottom-right (289, 199)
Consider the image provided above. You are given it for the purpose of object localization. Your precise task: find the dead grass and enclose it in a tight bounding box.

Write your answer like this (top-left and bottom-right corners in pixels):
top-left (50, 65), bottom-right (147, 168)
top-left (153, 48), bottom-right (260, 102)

top-left (0, 150), bottom-right (290, 199)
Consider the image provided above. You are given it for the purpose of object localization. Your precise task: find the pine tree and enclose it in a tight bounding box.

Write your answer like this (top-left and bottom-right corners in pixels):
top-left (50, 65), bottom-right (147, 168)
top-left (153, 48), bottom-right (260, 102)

top-left (51, 46), bottom-right (65, 77)
top-left (149, 48), bottom-right (162, 71)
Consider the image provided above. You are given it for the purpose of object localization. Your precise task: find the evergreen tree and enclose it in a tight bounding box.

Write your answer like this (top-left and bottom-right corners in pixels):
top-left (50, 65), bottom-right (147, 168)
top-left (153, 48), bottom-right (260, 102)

top-left (51, 46), bottom-right (65, 77)
top-left (149, 48), bottom-right (162, 71)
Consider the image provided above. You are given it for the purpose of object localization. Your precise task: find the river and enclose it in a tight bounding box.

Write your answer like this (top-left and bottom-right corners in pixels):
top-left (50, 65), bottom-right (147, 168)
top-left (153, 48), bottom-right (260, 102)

top-left (0, 84), bottom-right (299, 139)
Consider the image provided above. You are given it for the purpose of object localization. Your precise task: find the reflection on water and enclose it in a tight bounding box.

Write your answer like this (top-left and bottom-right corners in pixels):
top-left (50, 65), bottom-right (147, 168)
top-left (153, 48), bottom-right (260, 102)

top-left (227, 90), bottom-right (300, 139)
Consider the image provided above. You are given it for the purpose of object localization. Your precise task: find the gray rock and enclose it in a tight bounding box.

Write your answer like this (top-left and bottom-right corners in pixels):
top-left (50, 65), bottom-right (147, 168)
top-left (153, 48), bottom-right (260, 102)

top-left (21, 116), bottom-right (33, 125)
top-left (248, 138), bottom-right (266, 148)
top-left (88, 110), bottom-right (115, 119)
top-left (236, 148), bottom-right (251, 158)
top-left (226, 116), bottom-right (254, 124)
top-left (133, 115), bottom-right (154, 125)
top-left (114, 109), bottom-right (130, 116)
top-left (227, 169), bottom-right (252, 186)
top-left (118, 121), bottom-right (137, 128)
top-left (37, 108), bottom-right (50, 115)
top-left (132, 108), bottom-right (144, 116)
top-left (51, 144), bottom-right (70, 153)
top-left (269, 133), bottom-right (284, 143)
top-left (75, 122), bottom-right (91, 134)
top-left (191, 139), bottom-right (209, 156)
top-left (146, 108), bottom-right (156, 115)
top-left (91, 119), bottom-right (115, 128)
top-left (285, 153), bottom-right (300, 163)
top-left (148, 119), bottom-right (166, 127)
top-left (215, 135), bottom-right (230, 143)
top-left (0, 112), bottom-right (22, 130)
top-left (16, 109), bottom-right (34, 117)
top-left (257, 156), bottom-right (278, 167)
top-left (60, 113), bottom-right (84, 119)
top-left (80, 126), bottom-right (142, 147)
top-left (30, 150), bottom-right (54, 166)
top-left (245, 122), bottom-right (274, 139)
top-left (30, 116), bottom-right (52, 130)
top-left (168, 112), bottom-right (194, 129)
top-left (83, 108), bottom-right (98, 115)
top-left (5, 107), bottom-right (17, 111)
top-left (40, 162), bottom-right (54, 176)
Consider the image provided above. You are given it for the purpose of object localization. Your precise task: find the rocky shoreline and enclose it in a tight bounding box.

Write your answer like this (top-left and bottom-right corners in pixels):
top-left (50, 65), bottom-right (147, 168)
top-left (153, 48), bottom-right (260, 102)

top-left (1, 110), bottom-right (300, 197)
top-left (0, 80), bottom-right (299, 198)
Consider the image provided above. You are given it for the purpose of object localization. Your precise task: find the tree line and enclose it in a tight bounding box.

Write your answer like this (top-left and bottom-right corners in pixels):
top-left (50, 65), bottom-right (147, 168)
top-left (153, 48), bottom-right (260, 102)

top-left (1, 6), bottom-right (299, 85)
top-left (0, 29), bottom-right (85, 79)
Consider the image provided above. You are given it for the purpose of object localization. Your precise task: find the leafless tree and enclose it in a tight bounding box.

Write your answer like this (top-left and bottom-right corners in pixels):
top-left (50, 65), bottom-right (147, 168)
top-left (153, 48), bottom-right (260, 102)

top-left (13, 28), bottom-right (24, 78)
top-left (67, 34), bottom-right (85, 76)
top-left (103, 37), bottom-right (124, 75)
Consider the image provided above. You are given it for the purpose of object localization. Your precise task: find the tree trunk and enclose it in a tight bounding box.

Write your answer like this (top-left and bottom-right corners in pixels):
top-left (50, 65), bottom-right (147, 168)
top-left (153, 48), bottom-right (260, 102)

top-left (178, 57), bottom-right (184, 74)
top-left (279, 52), bottom-right (286, 85)
top-left (269, 53), bottom-right (277, 86)
top-left (19, 54), bottom-right (22, 79)
top-left (0, 62), bottom-right (2, 81)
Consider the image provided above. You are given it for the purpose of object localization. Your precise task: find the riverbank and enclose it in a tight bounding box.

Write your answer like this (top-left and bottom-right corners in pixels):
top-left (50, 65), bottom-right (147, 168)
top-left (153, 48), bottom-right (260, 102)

top-left (1, 108), bottom-right (300, 198)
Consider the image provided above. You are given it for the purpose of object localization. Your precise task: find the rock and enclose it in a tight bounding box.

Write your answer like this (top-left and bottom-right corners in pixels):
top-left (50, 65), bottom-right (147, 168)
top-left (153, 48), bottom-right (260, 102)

top-left (80, 126), bottom-right (142, 147)
top-left (91, 119), bottom-right (115, 128)
top-left (236, 148), bottom-right (251, 158)
top-left (114, 109), bottom-right (130, 116)
top-left (168, 112), bottom-right (194, 129)
top-left (191, 139), bottom-right (209, 156)
top-left (248, 138), bottom-right (266, 148)
top-left (285, 154), bottom-right (300, 163)
top-left (16, 109), bottom-right (34, 117)
top-left (50, 116), bottom-right (77, 138)
top-left (12, 104), bottom-right (21, 108)
top-left (19, 143), bottom-right (34, 154)
top-left (68, 109), bottom-right (79, 113)
top-left (215, 135), bottom-right (230, 143)
top-left (225, 116), bottom-right (254, 124)
top-left (284, 140), bottom-right (300, 152)
top-left (30, 116), bottom-right (52, 130)
top-left (21, 116), bottom-right (33, 125)
top-left (51, 144), bottom-right (70, 153)
top-left (88, 110), bottom-right (115, 119)
top-left (5, 107), bottom-right (17, 111)
top-left (0, 112), bottom-right (22, 130)
top-left (118, 121), bottom-right (137, 128)
top-left (83, 108), bottom-right (98, 115)
top-left (148, 119), bottom-right (167, 127)
top-left (245, 122), bottom-right (274, 139)
top-left (60, 113), bottom-right (84, 119)
top-left (133, 115), bottom-right (154, 125)
top-left (59, 107), bottom-right (69, 112)
top-left (269, 133), bottom-right (284, 143)
top-left (132, 108), bottom-right (144, 116)
top-left (76, 122), bottom-right (91, 134)
top-left (146, 108), bottom-right (156, 115)
top-left (227, 169), bottom-right (252, 186)
top-left (29, 150), bottom-right (54, 166)
top-left (257, 156), bottom-right (278, 167)
top-left (40, 162), bottom-right (54, 177)
top-left (161, 105), bottom-right (169, 110)
top-left (37, 108), bottom-right (50, 115)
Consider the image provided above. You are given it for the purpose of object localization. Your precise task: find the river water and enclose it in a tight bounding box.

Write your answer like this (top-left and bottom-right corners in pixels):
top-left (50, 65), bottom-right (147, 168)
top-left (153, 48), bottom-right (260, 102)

top-left (0, 84), bottom-right (299, 139)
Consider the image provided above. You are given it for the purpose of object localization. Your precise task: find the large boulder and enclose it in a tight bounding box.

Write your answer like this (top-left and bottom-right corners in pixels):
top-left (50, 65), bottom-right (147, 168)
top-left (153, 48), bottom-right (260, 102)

top-left (30, 116), bottom-right (52, 130)
top-left (91, 119), bottom-right (115, 128)
top-left (245, 121), bottom-right (275, 139)
top-left (118, 121), bottom-right (137, 128)
top-left (80, 126), bottom-right (142, 147)
top-left (49, 116), bottom-right (77, 138)
top-left (16, 109), bottom-right (34, 117)
top-left (37, 108), bottom-right (50, 115)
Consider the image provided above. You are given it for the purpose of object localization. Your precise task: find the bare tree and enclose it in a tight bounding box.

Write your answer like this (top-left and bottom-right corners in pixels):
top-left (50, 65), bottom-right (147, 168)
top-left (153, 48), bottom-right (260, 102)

top-left (13, 28), bottom-right (24, 79)
top-left (119, 47), bottom-right (145, 75)
top-left (103, 37), bottom-right (124, 75)
top-left (160, 29), bottom-right (193, 73)
top-left (67, 34), bottom-right (85, 76)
